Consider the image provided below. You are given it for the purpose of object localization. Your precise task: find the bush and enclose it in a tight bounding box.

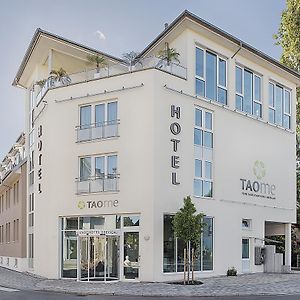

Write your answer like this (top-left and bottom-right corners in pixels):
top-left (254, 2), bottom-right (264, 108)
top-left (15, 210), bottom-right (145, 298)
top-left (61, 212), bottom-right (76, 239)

top-left (227, 267), bottom-right (237, 276)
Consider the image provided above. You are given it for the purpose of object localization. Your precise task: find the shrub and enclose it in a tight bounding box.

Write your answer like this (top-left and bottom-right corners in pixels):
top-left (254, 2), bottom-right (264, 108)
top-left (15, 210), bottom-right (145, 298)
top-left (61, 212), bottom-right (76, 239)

top-left (227, 267), bottom-right (237, 276)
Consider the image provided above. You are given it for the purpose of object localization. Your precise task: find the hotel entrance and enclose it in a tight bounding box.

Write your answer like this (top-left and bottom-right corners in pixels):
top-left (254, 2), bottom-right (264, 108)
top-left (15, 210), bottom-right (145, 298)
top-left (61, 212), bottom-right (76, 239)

top-left (77, 232), bottom-right (120, 281)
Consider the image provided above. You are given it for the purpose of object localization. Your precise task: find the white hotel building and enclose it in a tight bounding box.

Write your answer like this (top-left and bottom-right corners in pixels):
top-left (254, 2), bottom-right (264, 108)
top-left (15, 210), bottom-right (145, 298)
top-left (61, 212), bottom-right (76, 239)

top-left (12, 10), bottom-right (299, 281)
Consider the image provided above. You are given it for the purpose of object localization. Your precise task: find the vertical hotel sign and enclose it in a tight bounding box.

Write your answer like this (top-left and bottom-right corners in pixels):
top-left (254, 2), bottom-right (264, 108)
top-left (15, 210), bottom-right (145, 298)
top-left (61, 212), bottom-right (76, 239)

top-left (170, 105), bottom-right (181, 185)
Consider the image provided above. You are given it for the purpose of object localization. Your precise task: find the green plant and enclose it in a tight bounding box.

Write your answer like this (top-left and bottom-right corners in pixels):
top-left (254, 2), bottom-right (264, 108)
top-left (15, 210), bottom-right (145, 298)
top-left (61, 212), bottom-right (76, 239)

top-left (35, 79), bottom-right (46, 87)
top-left (173, 196), bottom-right (204, 284)
top-left (157, 43), bottom-right (180, 66)
top-left (86, 54), bottom-right (107, 73)
top-left (49, 68), bottom-right (71, 85)
top-left (227, 267), bottom-right (237, 276)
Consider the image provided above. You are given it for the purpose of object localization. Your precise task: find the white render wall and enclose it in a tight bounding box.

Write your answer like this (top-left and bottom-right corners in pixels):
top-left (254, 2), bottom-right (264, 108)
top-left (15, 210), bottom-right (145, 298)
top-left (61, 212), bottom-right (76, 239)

top-left (25, 26), bottom-right (297, 281)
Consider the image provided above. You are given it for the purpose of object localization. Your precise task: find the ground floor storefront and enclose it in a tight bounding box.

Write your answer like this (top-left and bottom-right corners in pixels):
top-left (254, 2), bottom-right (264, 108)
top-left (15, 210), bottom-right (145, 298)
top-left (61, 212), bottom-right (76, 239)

top-left (58, 212), bottom-right (292, 282)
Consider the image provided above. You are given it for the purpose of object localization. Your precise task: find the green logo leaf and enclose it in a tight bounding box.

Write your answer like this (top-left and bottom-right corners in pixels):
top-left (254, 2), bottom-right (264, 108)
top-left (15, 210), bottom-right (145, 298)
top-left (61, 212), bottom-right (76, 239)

top-left (77, 200), bottom-right (85, 210)
top-left (253, 160), bottom-right (266, 180)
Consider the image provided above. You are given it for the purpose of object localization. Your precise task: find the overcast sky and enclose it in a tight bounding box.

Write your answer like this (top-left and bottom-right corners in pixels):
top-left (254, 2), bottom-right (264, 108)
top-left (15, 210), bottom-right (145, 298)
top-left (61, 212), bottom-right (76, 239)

top-left (0, 0), bottom-right (286, 159)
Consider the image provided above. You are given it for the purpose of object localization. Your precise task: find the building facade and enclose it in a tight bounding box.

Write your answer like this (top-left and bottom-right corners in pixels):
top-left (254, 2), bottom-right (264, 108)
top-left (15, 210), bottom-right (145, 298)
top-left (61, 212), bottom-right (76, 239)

top-left (12, 11), bottom-right (299, 281)
top-left (0, 133), bottom-right (27, 271)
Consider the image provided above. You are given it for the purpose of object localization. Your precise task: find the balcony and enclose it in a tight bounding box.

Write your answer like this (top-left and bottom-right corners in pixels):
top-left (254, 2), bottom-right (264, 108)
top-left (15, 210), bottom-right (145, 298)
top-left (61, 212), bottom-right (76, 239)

top-left (76, 120), bottom-right (119, 143)
top-left (76, 175), bottom-right (119, 194)
top-left (35, 56), bottom-right (187, 104)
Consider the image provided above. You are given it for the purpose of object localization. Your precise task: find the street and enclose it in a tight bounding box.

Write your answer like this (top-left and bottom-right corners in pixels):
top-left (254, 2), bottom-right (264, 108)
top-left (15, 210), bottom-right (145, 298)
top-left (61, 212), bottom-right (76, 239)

top-left (0, 289), bottom-right (300, 300)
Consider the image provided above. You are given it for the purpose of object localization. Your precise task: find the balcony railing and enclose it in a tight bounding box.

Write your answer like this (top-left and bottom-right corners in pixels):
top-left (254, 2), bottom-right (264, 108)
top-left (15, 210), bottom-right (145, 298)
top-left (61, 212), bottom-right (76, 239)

top-left (76, 174), bottom-right (119, 194)
top-left (34, 55), bottom-right (187, 104)
top-left (76, 120), bottom-right (119, 142)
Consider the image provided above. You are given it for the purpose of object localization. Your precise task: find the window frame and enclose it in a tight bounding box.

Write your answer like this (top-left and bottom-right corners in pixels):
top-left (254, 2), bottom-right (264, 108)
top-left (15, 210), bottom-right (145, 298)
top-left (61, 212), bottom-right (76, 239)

top-left (195, 46), bottom-right (228, 105)
top-left (268, 81), bottom-right (291, 129)
top-left (235, 65), bottom-right (263, 118)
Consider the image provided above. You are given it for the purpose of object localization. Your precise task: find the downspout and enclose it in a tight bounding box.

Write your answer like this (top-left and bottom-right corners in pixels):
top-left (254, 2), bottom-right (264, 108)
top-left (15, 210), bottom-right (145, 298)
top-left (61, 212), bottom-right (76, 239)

top-left (231, 42), bottom-right (243, 59)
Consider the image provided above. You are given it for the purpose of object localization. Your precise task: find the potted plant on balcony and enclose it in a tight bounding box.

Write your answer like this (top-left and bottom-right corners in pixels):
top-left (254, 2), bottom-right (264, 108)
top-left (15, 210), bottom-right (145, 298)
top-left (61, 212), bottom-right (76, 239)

top-left (49, 68), bottom-right (71, 87)
top-left (86, 54), bottom-right (107, 79)
top-left (35, 79), bottom-right (46, 88)
top-left (122, 51), bottom-right (142, 71)
top-left (157, 42), bottom-right (180, 72)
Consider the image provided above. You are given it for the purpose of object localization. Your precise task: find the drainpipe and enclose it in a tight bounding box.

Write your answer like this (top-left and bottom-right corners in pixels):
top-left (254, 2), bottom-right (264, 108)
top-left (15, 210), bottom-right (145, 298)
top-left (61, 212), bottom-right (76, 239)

top-left (231, 42), bottom-right (243, 59)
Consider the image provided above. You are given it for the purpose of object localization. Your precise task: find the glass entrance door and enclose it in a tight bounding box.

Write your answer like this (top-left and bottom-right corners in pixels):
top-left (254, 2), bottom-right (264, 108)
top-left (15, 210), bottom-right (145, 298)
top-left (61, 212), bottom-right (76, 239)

top-left (78, 235), bottom-right (120, 281)
top-left (123, 232), bottom-right (140, 280)
top-left (242, 238), bottom-right (250, 273)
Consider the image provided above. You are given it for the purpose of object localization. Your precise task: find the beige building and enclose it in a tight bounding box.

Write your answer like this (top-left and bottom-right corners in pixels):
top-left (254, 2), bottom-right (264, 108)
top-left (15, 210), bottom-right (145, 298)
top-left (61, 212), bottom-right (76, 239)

top-left (11, 10), bottom-right (300, 281)
top-left (0, 133), bottom-right (27, 271)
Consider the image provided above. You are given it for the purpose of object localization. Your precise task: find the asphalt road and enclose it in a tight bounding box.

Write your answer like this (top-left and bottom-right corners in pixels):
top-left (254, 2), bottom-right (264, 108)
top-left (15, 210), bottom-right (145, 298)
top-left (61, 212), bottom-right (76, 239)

top-left (1, 290), bottom-right (300, 300)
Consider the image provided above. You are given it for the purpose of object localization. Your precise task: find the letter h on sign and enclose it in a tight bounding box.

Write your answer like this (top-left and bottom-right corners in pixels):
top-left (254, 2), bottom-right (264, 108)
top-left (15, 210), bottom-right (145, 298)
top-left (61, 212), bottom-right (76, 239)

top-left (171, 105), bottom-right (180, 119)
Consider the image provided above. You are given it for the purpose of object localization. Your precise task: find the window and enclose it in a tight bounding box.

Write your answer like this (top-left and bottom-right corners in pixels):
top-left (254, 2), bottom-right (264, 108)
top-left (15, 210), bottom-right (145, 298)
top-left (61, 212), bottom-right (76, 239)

top-left (163, 215), bottom-right (213, 272)
top-left (242, 219), bottom-right (251, 230)
top-left (235, 66), bottom-right (262, 117)
top-left (13, 181), bottom-right (19, 204)
top-left (269, 82), bottom-right (291, 129)
top-left (194, 108), bottom-right (213, 198)
top-left (196, 47), bottom-right (227, 104)
top-left (77, 154), bottom-right (118, 194)
top-left (78, 101), bottom-right (118, 142)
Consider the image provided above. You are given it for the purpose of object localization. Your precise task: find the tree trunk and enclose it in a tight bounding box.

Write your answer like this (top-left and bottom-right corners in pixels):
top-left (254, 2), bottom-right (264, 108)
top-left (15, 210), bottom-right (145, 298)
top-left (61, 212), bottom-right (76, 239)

top-left (187, 241), bottom-right (190, 284)
top-left (183, 248), bottom-right (186, 285)
top-left (192, 248), bottom-right (194, 283)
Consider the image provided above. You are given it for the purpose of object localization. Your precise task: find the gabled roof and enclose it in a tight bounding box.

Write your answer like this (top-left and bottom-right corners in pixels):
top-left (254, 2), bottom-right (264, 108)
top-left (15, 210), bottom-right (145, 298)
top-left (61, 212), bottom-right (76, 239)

top-left (139, 10), bottom-right (300, 81)
top-left (13, 28), bottom-right (124, 87)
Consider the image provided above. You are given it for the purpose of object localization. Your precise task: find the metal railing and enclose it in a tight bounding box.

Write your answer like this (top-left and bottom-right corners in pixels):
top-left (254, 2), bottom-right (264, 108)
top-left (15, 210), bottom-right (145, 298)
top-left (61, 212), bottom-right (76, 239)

top-left (76, 120), bottom-right (119, 142)
top-left (76, 174), bottom-right (119, 194)
top-left (34, 56), bottom-right (187, 103)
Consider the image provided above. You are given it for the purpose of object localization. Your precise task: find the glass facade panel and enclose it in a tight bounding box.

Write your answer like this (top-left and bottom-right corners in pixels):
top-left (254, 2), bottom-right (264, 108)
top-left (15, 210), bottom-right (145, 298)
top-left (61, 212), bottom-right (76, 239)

top-left (253, 102), bottom-right (262, 118)
top-left (242, 239), bottom-right (249, 259)
top-left (95, 104), bottom-right (105, 126)
top-left (218, 88), bottom-right (227, 105)
top-left (254, 75), bottom-right (261, 101)
top-left (203, 181), bottom-right (212, 198)
top-left (123, 216), bottom-right (140, 227)
top-left (80, 106), bottom-right (91, 129)
top-left (194, 128), bottom-right (202, 146)
top-left (80, 157), bottom-right (91, 180)
top-left (269, 83), bottom-right (274, 106)
top-left (107, 155), bottom-right (117, 176)
top-left (107, 102), bottom-right (117, 122)
top-left (163, 215), bottom-right (176, 273)
top-left (218, 58), bottom-right (226, 87)
top-left (196, 79), bottom-right (205, 97)
top-left (275, 85), bottom-right (283, 125)
top-left (203, 217), bottom-right (213, 270)
top-left (236, 67), bottom-right (242, 94)
top-left (205, 112), bottom-right (212, 130)
top-left (236, 95), bottom-right (243, 111)
top-left (269, 109), bottom-right (275, 124)
top-left (203, 131), bottom-right (213, 148)
top-left (244, 70), bottom-right (253, 114)
top-left (283, 115), bottom-right (290, 129)
top-left (194, 179), bottom-right (202, 197)
top-left (196, 48), bottom-right (204, 78)
top-left (206, 52), bottom-right (217, 100)
top-left (124, 232), bottom-right (139, 279)
top-left (195, 109), bottom-right (202, 127)
top-left (284, 90), bottom-right (291, 114)
top-left (195, 159), bottom-right (202, 178)
top-left (95, 156), bottom-right (105, 178)
top-left (204, 161), bottom-right (212, 179)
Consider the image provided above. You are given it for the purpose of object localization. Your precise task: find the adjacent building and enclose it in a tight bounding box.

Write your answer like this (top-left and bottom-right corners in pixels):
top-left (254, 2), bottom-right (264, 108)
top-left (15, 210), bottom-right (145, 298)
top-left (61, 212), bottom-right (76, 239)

top-left (0, 133), bottom-right (27, 271)
top-left (11, 10), bottom-right (300, 281)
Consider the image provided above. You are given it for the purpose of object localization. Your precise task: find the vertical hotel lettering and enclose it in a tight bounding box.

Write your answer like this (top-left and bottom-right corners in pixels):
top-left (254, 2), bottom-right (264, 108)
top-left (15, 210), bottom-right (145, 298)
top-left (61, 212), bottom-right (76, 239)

top-left (37, 125), bottom-right (43, 193)
top-left (170, 105), bottom-right (181, 185)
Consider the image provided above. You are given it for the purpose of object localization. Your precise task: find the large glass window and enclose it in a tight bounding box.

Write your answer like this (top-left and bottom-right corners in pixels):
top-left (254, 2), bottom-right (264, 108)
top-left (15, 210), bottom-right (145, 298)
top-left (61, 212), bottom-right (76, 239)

top-left (195, 47), bottom-right (227, 104)
top-left (80, 157), bottom-right (91, 180)
top-left (163, 215), bottom-right (213, 273)
top-left (269, 82), bottom-right (291, 129)
top-left (194, 108), bottom-right (213, 198)
top-left (80, 105), bottom-right (92, 129)
top-left (235, 66), bottom-right (262, 118)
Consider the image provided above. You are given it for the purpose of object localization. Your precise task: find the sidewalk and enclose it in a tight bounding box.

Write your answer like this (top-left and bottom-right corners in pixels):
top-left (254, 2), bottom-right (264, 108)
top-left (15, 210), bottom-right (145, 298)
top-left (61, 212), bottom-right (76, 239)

top-left (1, 267), bottom-right (300, 297)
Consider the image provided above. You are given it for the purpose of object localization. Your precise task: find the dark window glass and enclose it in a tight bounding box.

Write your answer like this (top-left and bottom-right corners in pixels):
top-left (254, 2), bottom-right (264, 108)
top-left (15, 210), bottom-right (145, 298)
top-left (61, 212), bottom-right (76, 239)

top-left (203, 217), bottom-right (213, 270)
top-left (163, 215), bottom-right (176, 273)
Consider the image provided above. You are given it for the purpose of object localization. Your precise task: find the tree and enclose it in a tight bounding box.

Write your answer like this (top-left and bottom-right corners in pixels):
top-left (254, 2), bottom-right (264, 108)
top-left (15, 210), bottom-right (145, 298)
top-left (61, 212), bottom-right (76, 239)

top-left (172, 196), bottom-right (204, 284)
top-left (157, 42), bottom-right (180, 66)
top-left (86, 54), bottom-right (107, 73)
top-left (274, 0), bottom-right (300, 224)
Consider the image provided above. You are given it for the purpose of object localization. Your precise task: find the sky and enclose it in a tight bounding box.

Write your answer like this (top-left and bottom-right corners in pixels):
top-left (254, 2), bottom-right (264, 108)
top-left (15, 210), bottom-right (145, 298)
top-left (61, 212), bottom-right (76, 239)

top-left (0, 0), bottom-right (286, 159)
